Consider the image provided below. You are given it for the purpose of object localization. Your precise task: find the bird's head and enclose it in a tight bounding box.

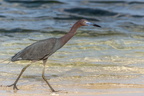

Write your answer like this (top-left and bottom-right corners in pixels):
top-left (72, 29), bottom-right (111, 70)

top-left (80, 19), bottom-right (101, 27)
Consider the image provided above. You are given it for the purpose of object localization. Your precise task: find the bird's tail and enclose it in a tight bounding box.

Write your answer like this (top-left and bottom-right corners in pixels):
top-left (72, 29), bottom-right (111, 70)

top-left (11, 51), bottom-right (22, 62)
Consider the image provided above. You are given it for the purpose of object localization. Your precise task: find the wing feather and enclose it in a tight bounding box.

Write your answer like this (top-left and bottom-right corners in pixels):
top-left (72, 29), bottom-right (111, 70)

top-left (11, 38), bottom-right (57, 61)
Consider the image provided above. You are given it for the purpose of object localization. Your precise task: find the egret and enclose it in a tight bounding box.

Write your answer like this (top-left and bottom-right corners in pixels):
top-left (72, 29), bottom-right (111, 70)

top-left (7, 19), bottom-right (101, 92)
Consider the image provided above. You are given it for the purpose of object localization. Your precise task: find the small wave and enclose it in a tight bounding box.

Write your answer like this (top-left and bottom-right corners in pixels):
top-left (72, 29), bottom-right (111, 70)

top-left (0, 28), bottom-right (36, 33)
top-left (54, 14), bottom-right (100, 21)
top-left (64, 8), bottom-right (118, 16)
top-left (4, 0), bottom-right (64, 7)
top-left (4, 0), bottom-right (64, 4)
top-left (90, 1), bottom-right (144, 4)
top-left (90, 1), bottom-right (125, 4)
top-left (64, 8), bottom-right (144, 18)
top-left (0, 15), bottom-right (5, 18)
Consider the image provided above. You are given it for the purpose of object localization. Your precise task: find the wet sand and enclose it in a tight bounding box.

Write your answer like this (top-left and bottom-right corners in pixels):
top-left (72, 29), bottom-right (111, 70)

top-left (1, 49), bottom-right (144, 94)
top-left (0, 82), bottom-right (144, 96)
top-left (0, 65), bottom-right (144, 96)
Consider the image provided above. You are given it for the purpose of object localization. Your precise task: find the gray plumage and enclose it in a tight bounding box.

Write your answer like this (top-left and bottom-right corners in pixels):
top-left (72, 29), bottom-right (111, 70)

top-left (11, 38), bottom-right (62, 62)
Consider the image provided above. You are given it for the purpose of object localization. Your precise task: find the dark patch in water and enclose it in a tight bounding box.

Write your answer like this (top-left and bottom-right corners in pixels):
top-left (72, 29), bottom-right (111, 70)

top-left (54, 14), bottom-right (100, 21)
top-left (90, 1), bottom-right (125, 4)
top-left (0, 15), bottom-right (5, 18)
top-left (132, 15), bottom-right (144, 18)
top-left (0, 28), bottom-right (36, 33)
top-left (64, 8), bottom-right (118, 16)
top-left (127, 1), bottom-right (144, 4)
top-left (64, 8), bottom-right (144, 18)
top-left (90, 1), bottom-right (144, 4)
top-left (4, 0), bottom-right (63, 4)
top-left (4, 0), bottom-right (64, 7)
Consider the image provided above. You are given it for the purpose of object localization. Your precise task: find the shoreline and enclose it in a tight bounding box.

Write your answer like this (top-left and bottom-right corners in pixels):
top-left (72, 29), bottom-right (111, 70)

top-left (0, 82), bottom-right (144, 96)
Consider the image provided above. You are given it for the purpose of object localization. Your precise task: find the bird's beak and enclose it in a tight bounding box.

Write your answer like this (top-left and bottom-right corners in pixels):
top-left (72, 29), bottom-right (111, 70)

top-left (86, 22), bottom-right (101, 27)
top-left (93, 24), bottom-right (101, 27)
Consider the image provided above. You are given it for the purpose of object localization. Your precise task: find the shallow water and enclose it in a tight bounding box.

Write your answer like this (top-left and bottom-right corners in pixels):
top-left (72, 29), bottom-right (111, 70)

top-left (0, 0), bottom-right (144, 95)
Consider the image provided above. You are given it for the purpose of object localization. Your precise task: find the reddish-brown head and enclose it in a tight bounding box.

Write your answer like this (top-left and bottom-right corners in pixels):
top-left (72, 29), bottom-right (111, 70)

top-left (79, 19), bottom-right (101, 27)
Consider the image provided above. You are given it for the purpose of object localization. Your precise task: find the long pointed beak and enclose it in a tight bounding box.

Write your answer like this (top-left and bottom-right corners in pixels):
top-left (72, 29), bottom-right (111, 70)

top-left (93, 24), bottom-right (101, 27)
top-left (86, 22), bottom-right (101, 27)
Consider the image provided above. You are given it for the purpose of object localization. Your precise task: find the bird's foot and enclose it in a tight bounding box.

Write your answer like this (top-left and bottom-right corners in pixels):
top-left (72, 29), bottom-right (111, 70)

top-left (50, 90), bottom-right (68, 96)
top-left (50, 90), bottom-right (60, 95)
top-left (7, 83), bottom-right (19, 90)
top-left (52, 89), bottom-right (67, 93)
top-left (51, 89), bottom-right (58, 93)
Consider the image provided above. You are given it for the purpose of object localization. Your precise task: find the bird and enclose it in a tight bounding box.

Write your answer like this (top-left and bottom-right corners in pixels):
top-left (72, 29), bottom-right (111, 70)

top-left (7, 19), bottom-right (101, 92)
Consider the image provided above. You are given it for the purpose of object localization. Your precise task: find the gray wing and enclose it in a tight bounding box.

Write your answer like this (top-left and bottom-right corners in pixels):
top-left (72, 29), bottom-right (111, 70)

top-left (11, 38), bottom-right (58, 61)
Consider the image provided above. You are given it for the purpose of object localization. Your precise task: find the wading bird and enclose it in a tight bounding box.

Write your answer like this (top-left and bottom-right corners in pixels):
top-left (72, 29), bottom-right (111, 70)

top-left (7, 19), bottom-right (101, 92)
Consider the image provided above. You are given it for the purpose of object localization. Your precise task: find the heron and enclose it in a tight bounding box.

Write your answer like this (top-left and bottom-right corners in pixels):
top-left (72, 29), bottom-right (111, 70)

top-left (7, 19), bottom-right (101, 92)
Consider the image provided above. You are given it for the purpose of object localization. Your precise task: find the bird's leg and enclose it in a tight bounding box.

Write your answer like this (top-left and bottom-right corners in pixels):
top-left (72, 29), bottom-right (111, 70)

top-left (7, 64), bottom-right (31, 90)
top-left (42, 60), bottom-right (56, 92)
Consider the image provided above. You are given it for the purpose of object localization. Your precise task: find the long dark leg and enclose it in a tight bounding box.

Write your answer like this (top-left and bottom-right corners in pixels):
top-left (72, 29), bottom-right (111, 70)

top-left (42, 60), bottom-right (56, 92)
top-left (7, 64), bottom-right (31, 90)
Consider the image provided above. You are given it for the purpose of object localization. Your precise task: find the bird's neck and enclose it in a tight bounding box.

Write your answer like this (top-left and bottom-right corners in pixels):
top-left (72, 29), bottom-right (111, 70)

top-left (60, 21), bottom-right (81, 45)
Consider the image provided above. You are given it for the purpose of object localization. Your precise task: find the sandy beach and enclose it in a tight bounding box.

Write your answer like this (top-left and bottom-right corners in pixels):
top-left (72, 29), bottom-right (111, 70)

top-left (0, 65), bottom-right (144, 96)
top-left (0, 81), bottom-right (144, 96)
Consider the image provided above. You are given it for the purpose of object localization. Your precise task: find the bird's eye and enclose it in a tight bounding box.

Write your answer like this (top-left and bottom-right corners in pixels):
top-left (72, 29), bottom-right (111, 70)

top-left (83, 21), bottom-right (87, 24)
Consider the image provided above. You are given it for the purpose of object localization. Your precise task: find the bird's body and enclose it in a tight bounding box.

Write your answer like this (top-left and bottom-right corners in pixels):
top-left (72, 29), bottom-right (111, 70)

top-left (11, 38), bottom-right (62, 61)
top-left (7, 19), bottom-right (101, 92)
